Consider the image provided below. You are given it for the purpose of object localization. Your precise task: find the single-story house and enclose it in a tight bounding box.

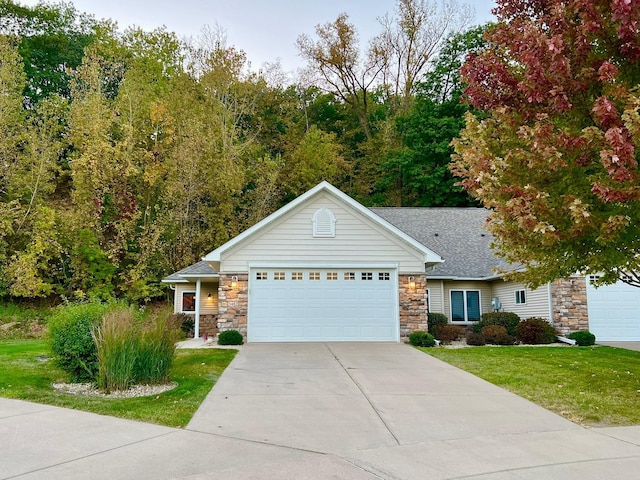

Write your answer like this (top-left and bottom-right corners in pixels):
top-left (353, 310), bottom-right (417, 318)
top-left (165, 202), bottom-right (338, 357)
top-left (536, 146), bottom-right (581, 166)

top-left (163, 181), bottom-right (640, 342)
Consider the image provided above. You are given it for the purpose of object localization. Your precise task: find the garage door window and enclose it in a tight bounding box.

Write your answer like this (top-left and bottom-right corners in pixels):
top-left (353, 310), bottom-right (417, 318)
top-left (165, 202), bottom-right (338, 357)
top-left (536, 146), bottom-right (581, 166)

top-left (274, 272), bottom-right (285, 280)
top-left (379, 272), bottom-right (390, 281)
top-left (344, 272), bottom-right (356, 281)
top-left (451, 290), bottom-right (481, 322)
top-left (256, 272), bottom-right (268, 280)
top-left (292, 272), bottom-right (303, 280)
top-left (309, 272), bottom-right (321, 280)
top-left (361, 272), bottom-right (373, 280)
top-left (327, 272), bottom-right (338, 280)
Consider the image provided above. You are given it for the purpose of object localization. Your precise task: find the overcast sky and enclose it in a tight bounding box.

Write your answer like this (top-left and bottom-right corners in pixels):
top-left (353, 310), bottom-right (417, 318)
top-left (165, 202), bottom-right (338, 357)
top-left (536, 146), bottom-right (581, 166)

top-left (19, 0), bottom-right (497, 73)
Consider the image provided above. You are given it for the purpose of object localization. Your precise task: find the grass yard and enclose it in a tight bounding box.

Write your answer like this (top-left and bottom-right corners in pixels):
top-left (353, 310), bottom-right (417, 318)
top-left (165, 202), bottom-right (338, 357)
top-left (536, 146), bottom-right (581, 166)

top-left (426, 345), bottom-right (640, 427)
top-left (0, 339), bottom-right (237, 428)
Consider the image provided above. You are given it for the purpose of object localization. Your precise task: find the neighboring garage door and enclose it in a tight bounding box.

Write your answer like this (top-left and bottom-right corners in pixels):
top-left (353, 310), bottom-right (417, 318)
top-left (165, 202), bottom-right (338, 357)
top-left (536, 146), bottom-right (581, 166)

top-left (587, 277), bottom-right (640, 341)
top-left (248, 267), bottom-right (398, 342)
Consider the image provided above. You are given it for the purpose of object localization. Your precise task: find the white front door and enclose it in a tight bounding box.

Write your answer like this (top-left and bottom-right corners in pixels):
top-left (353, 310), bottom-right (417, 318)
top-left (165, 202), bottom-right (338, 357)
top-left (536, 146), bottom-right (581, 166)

top-left (587, 278), bottom-right (640, 341)
top-left (248, 267), bottom-right (398, 342)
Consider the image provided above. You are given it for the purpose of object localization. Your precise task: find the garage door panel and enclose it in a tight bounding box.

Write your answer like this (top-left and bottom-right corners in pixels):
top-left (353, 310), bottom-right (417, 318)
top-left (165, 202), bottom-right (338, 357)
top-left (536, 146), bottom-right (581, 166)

top-left (248, 268), bottom-right (398, 342)
top-left (587, 279), bottom-right (640, 341)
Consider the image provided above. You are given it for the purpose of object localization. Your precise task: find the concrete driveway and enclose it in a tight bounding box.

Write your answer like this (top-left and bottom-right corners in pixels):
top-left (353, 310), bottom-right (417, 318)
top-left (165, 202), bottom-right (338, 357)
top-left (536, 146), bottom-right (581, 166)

top-left (3, 343), bottom-right (640, 479)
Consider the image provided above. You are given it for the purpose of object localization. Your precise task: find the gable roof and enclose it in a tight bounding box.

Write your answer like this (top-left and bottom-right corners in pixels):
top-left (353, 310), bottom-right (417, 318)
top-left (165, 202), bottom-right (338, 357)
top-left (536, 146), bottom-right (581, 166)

top-left (202, 181), bottom-right (443, 265)
top-left (371, 207), bottom-right (508, 279)
top-left (161, 260), bottom-right (218, 283)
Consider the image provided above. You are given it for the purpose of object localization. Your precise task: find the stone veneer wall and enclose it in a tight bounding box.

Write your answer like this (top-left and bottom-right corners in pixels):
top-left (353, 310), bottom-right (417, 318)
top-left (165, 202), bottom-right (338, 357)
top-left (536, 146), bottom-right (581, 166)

top-left (399, 274), bottom-right (428, 341)
top-left (216, 273), bottom-right (249, 339)
top-left (551, 277), bottom-right (589, 335)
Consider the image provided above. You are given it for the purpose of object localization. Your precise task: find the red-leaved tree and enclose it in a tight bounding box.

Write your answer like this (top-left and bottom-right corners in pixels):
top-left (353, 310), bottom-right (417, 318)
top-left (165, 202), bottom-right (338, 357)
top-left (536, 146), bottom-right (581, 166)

top-left (451, 0), bottom-right (640, 287)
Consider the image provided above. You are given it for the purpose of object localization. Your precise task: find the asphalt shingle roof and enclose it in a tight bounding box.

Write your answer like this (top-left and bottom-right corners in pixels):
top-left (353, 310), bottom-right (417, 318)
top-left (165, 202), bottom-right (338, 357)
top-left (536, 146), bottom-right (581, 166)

top-left (371, 207), bottom-right (507, 279)
top-left (162, 260), bottom-right (218, 282)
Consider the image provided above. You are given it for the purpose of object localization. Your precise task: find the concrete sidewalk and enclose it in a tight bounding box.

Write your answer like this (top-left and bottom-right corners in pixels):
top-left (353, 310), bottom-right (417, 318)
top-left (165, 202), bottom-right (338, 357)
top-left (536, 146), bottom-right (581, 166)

top-left (3, 343), bottom-right (640, 479)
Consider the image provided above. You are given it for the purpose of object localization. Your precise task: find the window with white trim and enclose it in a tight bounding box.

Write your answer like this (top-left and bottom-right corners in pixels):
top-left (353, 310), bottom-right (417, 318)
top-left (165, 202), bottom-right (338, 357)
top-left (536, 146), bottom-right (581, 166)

top-left (312, 208), bottom-right (336, 237)
top-left (515, 289), bottom-right (526, 304)
top-left (182, 292), bottom-right (196, 312)
top-left (450, 290), bottom-right (481, 322)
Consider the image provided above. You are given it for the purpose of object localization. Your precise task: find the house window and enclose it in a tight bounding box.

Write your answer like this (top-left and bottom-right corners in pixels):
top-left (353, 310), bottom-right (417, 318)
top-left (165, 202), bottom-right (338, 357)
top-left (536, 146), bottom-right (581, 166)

top-left (256, 272), bottom-right (268, 280)
top-left (361, 272), bottom-right (373, 281)
top-left (515, 289), bottom-right (526, 304)
top-left (309, 272), bottom-right (321, 280)
top-left (312, 208), bottom-right (336, 237)
top-left (344, 272), bottom-right (355, 281)
top-left (379, 272), bottom-right (390, 281)
top-left (291, 272), bottom-right (303, 280)
top-left (274, 272), bottom-right (286, 280)
top-left (182, 292), bottom-right (196, 312)
top-left (450, 290), bottom-right (481, 322)
top-left (326, 272), bottom-right (338, 280)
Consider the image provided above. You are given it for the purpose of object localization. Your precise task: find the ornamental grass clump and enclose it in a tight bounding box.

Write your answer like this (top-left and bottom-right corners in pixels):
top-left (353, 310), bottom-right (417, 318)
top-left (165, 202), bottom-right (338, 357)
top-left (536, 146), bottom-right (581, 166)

top-left (93, 308), bottom-right (179, 392)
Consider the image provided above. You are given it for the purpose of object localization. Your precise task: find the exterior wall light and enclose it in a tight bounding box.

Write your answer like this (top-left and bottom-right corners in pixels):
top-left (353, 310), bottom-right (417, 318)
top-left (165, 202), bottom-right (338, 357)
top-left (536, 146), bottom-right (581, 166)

top-left (207, 292), bottom-right (212, 298)
top-left (408, 276), bottom-right (416, 290)
top-left (231, 275), bottom-right (238, 288)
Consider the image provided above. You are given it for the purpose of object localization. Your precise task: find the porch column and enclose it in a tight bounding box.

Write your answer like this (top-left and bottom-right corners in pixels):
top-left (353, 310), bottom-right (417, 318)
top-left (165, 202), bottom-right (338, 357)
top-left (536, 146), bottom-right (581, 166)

top-left (194, 278), bottom-right (201, 338)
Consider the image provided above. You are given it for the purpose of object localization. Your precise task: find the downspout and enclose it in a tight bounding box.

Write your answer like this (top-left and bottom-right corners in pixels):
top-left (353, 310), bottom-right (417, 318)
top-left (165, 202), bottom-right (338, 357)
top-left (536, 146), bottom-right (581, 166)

top-left (195, 279), bottom-right (201, 339)
top-left (441, 280), bottom-right (445, 317)
top-left (547, 282), bottom-right (553, 324)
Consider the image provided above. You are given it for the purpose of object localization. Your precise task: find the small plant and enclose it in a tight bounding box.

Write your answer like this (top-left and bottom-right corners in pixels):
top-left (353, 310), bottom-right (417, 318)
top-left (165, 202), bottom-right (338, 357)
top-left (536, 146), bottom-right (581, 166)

top-left (481, 325), bottom-right (515, 345)
top-left (435, 324), bottom-right (466, 344)
top-left (465, 331), bottom-right (486, 346)
top-left (474, 312), bottom-right (521, 337)
top-left (409, 331), bottom-right (436, 347)
top-left (427, 313), bottom-right (449, 336)
top-left (516, 317), bottom-right (557, 344)
top-left (218, 329), bottom-right (243, 345)
top-left (48, 302), bottom-right (110, 382)
top-left (568, 330), bottom-right (596, 346)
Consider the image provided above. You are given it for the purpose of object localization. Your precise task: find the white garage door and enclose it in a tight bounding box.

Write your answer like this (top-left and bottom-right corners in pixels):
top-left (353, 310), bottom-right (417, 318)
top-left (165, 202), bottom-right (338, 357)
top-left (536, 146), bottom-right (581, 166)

top-left (248, 267), bottom-right (398, 342)
top-left (587, 278), bottom-right (640, 341)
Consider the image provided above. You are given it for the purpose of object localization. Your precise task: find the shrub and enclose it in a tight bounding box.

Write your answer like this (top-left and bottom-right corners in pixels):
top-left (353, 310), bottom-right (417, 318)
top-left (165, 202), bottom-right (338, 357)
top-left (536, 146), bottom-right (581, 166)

top-left (48, 303), bottom-right (110, 382)
top-left (409, 331), bottom-right (436, 347)
top-left (133, 312), bottom-right (179, 385)
top-left (474, 312), bottom-right (521, 337)
top-left (172, 313), bottom-right (194, 338)
top-left (568, 330), bottom-right (596, 346)
top-left (427, 313), bottom-right (449, 336)
top-left (435, 324), bottom-right (466, 344)
top-left (481, 325), bottom-right (515, 345)
top-left (516, 317), bottom-right (557, 344)
top-left (465, 332), bottom-right (486, 346)
top-left (218, 329), bottom-right (243, 345)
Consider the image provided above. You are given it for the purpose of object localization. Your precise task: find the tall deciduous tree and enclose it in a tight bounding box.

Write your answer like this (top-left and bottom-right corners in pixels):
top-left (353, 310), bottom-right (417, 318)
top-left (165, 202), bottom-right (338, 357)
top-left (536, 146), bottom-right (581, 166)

top-left (452, 0), bottom-right (640, 287)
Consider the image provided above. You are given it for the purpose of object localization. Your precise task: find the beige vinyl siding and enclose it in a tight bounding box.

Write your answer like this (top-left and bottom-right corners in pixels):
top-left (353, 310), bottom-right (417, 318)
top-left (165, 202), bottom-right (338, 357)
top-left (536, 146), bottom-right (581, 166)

top-left (443, 281), bottom-right (493, 321)
top-left (491, 280), bottom-right (550, 319)
top-left (222, 191), bottom-right (426, 273)
top-left (174, 283), bottom-right (219, 315)
top-left (427, 281), bottom-right (444, 314)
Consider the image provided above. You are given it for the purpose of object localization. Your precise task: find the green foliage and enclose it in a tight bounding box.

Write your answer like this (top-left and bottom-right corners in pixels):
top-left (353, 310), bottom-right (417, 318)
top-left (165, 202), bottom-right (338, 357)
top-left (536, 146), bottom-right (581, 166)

top-left (218, 329), bottom-right (243, 345)
top-left (481, 325), bottom-right (515, 345)
top-left (93, 307), bottom-right (179, 392)
top-left (409, 330), bottom-right (436, 347)
top-left (474, 312), bottom-right (521, 337)
top-left (434, 324), bottom-right (465, 344)
top-left (568, 331), bottom-right (596, 347)
top-left (465, 331), bottom-right (486, 346)
top-left (48, 302), bottom-right (110, 382)
top-left (516, 318), bottom-right (557, 345)
top-left (427, 312), bottom-right (449, 336)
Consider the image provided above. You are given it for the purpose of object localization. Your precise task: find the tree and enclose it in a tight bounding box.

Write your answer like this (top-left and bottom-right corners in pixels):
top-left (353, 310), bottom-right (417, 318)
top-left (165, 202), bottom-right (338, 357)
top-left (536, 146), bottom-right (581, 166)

top-left (451, 0), bottom-right (640, 287)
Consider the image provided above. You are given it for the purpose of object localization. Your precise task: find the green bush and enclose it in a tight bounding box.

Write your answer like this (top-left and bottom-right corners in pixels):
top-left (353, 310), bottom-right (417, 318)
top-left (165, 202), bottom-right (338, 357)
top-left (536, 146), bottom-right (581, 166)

top-left (48, 303), bottom-right (110, 382)
top-left (474, 312), bottom-right (521, 337)
top-left (481, 325), bottom-right (515, 345)
top-left (465, 332), bottom-right (486, 346)
top-left (435, 324), bottom-right (466, 344)
top-left (516, 317), bottom-right (557, 345)
top-left (218, 329), bottom-right (243, 345)
top-left (427, 313), bottom-right (449, 336)
top-left (568, 330), bottom-right (596, 346)
top-left (409, 331), bottom-right (436, 347)
top-left (93, 307), bottom-right (179, 392)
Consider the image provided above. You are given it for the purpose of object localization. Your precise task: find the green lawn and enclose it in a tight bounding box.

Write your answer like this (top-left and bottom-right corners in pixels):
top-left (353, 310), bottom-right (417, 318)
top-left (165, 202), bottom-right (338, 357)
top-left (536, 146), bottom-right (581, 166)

top-left (426, 345), bottom-right (640, 427)
top-left (0, 339), bottom-right (237, 427)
